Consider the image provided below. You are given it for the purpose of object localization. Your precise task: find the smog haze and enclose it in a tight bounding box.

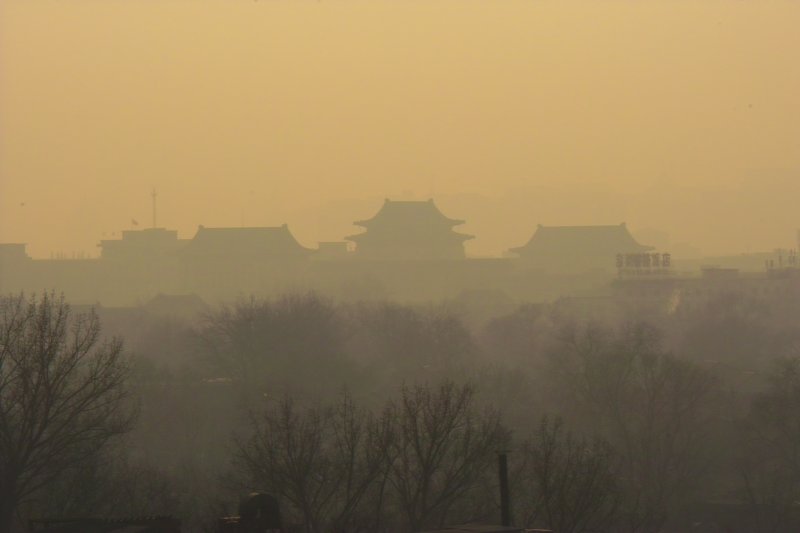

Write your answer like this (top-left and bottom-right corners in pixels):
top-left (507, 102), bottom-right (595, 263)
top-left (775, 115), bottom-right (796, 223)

top-left (2, 0), bottom-right (799, 258)
top-left (8, 3), bottom-right (800, 533)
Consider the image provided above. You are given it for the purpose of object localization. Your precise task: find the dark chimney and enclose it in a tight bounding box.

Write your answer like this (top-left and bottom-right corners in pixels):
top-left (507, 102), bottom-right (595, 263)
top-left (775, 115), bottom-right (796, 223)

top-left (498, 452), bottom-right (511, 527)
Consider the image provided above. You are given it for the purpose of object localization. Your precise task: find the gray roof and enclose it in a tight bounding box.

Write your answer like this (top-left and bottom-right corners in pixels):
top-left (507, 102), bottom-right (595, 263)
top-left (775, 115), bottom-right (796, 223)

top-left (510, 223), bottom-right (652, 258)
top-left (354, 199), bottom-right (465, 228)
top-left (185, 225), bottom-right (312, 256)
top-left (347, 199), bottom-right (473, 243)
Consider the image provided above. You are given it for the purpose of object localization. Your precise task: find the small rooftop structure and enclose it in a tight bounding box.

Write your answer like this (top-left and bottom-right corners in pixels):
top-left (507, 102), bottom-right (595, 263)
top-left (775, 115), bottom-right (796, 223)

top-left (314, 241), bottom-right (351, 260)
top-left (510, 223), bottom-right (652, 271)
top-left (0, 243), bottom-right (30, 262)
top-left (346, 199), bottom-right (473, 260)
top-left (98, 228), bottom-right (183, 260)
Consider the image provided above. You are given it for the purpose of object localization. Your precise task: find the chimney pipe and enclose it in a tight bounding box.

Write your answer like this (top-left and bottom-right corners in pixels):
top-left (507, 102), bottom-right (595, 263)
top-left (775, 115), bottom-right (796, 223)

top-left (498, 452), bottom-right (511, 527)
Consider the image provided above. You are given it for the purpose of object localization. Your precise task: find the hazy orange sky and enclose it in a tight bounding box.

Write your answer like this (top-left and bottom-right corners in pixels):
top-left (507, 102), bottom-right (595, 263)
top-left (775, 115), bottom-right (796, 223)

top-left (1, 0), bottom-right (798, 258)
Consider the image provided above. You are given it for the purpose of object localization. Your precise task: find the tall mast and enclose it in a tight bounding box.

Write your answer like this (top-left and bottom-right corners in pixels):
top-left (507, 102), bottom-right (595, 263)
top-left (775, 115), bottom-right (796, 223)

top-left (151, 188), bottom-right (157, 229)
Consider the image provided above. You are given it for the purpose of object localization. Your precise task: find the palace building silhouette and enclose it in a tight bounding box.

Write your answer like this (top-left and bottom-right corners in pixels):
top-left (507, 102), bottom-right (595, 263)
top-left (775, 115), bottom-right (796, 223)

top-left (0, 198), bottom-right (741, 307)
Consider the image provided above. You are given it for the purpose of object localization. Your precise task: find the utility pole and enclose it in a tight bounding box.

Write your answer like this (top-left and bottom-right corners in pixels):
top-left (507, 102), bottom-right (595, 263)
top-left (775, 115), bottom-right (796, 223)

top-left (151, 188), bottom-right (157, 229)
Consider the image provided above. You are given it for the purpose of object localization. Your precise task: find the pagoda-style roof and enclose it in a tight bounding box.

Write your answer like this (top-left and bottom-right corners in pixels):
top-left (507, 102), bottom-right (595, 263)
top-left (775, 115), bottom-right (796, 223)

top-left (353, 198), bottom-right (466, 229)
top-left (346, 199), bottom-right (473, 260)
top-left (510, 223), bottom-right (653, 258)
top-left (347, 199), bottom-right (474, 243)
top-left (185, 225), bottom-right (312, 257)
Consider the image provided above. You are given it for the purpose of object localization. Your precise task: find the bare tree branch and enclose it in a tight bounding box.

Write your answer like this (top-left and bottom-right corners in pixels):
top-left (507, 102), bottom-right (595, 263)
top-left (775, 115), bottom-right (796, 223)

top-left (0, 292), bottom-right (133, 531)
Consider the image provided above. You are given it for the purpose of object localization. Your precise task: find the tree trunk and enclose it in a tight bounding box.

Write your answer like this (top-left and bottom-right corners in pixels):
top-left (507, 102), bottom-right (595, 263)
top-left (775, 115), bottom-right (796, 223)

top-left (0, 496), bottom-right (18, 533)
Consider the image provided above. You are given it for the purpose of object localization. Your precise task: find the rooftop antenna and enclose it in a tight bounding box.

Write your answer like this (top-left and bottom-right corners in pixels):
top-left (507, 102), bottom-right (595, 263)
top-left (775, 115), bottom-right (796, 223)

top-left (151, 188), bottom-right (157, 229)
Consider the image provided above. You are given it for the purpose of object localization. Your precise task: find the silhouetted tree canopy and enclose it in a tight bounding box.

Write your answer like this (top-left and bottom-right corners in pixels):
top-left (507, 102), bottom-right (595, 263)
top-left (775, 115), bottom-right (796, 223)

top-left (0, 292), bottom-right (133, 532)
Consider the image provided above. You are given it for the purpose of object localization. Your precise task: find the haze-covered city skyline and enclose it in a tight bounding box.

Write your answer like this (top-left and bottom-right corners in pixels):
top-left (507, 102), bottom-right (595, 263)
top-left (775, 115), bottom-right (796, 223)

top-left (2, 1), bottom-right (799, 258)
top-left (3, 179), bottom-right (800, 259)
top-left (5, 3), bottom-right (800, 532)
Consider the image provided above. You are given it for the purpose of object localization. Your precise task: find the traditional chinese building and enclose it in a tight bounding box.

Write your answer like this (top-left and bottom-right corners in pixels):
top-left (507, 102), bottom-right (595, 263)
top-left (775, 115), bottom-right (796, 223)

top-left (346, 199), bottom-right (473, 260)
top-left (183, 225), bottom-right (312, 261)
top-left (510, 223), bottom-right (653, 272)
top-left (181, 225), bottom-right (314, 298)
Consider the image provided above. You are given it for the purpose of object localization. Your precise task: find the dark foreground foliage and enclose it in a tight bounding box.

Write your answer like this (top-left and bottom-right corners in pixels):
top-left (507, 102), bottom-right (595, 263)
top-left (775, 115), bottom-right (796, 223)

top-left (6, 290), bottom-right (800, 533)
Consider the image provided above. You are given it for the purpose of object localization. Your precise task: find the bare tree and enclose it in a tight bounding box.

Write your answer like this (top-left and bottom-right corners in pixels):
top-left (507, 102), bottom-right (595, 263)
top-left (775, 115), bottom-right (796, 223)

top-left (736, 357), bottom-right (800, 532)
top-left (388, 382), bottom-right (509, 531)
top-left (235, 391), bottom-right (395, 532)
top-left (199, 293), bottom-right (353, 401)
top-left (0, 292), bottom-right (132, 531)
top-left (348, 303), bottom-right (478, 391)
top-left (548, 321), bottom-right (718, 533)
top-left (517, 416), bottom-right (620, 533)
top-left (35, 447), bottom-right (178, 519)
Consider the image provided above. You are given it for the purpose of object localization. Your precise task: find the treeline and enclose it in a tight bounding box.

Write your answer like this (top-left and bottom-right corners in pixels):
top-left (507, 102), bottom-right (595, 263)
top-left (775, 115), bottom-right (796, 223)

top-left (3, 291), bottom-right (800, 532)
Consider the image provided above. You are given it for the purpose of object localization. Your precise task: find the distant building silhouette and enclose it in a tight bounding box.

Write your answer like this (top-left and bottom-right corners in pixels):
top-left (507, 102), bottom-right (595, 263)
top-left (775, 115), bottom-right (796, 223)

top-left (181, 225), bottom-right (313, 299)
top-left (99, 228), bottom-right (184, 260)
top-left (6, 202), bottom-right (793, 307)
top-left (0, 243), bottom-right (32, 293)
top-left (510, 223), bottom-right (653, 271)
top-left (314, 241), bottom-right (350, 260)
top-left (184, 225), bottom-right (312, 260)
top-left (346, 199), bottom-right (473, 260)
top-left (0, 243), bottom-right (29, 262)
